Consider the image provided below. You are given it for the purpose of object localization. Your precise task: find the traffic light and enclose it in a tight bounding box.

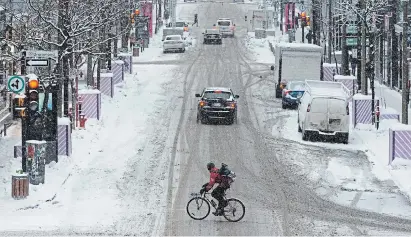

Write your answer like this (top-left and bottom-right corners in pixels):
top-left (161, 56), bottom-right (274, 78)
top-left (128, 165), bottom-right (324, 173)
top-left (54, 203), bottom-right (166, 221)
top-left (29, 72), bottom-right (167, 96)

top-left (306, 16), bottom-right (310, 26)
top-left (135, 9), bottom-right (140, 15)
top-left (26, 77), bottom-right (40, 114)
top-left (13, 97), bottom-right (26, 119)
top-left (300, 12), bottom-right (306, 26)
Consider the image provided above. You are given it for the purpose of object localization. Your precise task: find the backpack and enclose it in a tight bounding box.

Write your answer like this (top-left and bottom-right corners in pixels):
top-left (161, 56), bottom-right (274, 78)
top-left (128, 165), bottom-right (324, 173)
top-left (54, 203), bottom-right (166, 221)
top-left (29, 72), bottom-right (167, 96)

top-left (219, 163), bottom-right (236, 183)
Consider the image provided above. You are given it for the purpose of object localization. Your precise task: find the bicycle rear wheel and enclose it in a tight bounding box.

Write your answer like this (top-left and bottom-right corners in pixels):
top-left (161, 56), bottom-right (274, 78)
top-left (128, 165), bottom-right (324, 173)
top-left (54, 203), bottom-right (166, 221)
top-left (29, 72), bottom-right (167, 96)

top-left (186, 196), bottom-right (211, 220)
top-left (223, 198), bottom-right (245, 222)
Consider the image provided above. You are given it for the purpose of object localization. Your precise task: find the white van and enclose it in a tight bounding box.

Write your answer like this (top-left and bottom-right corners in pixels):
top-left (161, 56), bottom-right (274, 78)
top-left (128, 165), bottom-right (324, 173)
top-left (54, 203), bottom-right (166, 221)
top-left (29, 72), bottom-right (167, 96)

top-left (216, 18), bottom-right (235, 37)
top-left (297, 80), bottom-right (351, 144)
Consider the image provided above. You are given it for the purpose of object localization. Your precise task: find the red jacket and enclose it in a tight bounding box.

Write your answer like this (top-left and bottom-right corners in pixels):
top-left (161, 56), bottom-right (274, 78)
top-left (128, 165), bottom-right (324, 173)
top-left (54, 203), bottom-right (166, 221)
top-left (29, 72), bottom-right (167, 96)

top-left (205, 167), bottom-right (230, 191)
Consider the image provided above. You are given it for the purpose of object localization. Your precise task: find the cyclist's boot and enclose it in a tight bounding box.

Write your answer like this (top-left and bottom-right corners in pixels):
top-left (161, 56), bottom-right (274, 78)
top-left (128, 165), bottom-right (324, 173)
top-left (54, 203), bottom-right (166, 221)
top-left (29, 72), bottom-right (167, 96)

top-left (213, 207), bottom-right (223, 216)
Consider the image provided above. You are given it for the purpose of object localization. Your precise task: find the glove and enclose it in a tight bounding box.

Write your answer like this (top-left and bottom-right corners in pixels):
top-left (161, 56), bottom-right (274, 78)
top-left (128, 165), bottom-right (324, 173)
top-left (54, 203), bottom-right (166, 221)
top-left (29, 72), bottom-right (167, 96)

top-left (200, 188), bottom-right (206, 194)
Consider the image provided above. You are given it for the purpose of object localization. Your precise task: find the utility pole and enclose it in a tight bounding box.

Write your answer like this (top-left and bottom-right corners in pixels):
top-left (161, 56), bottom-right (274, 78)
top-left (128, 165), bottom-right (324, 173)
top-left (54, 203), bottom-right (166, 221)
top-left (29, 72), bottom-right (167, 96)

top-left (370, 23), bottom-right (376, 123)
top-left (327, 0), bottom-right (332, 63)
top-left (341, 20), bottom-right (349, 75)
top-left (356, 1), bottom-right (362, 90)
top-left (392, 0), bottom-right (399, 89)
top-left (360, 0), bottom-right (367, 95)
top-left (402, 0), bottom-right (409, 124)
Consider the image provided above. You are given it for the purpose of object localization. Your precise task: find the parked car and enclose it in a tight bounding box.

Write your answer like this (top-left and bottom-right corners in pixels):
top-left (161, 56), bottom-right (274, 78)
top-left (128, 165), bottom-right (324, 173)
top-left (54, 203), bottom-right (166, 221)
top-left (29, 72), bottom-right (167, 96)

top-left (203, 29), bottom-right (222, 44)
top-left (215, 18), bottom-right (235, 37)
top-left (282, 81), bottom-right (305, 109)
top-left (195, 87), bottom-right (239, 124)
top-left (163, 35), bottom-right (186, 53)
top-left (297, 80), bottom-right (350, 144)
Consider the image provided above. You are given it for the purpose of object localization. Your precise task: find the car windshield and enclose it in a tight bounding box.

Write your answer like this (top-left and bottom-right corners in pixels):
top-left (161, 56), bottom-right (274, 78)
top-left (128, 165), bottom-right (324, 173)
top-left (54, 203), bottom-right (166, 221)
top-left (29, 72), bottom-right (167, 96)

top-left (166, 36), bottom-right (181, 40)
top-left (203, 91), bottom-right (231, 99)
top-left (175, 22), bottom-right (185, 27)
top-left (217, 21), bottom-right (230, 26)
top-left (288, 82), bottom-right (305, 91)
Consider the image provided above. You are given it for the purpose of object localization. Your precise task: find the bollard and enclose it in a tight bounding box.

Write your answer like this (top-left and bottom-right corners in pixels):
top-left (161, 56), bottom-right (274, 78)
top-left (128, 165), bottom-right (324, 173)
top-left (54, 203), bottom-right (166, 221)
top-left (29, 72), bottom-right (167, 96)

top-left (77, 97), bottom-right (83, 128)
top-left (3, 123), bottom-right (6, 136)
top-left (79, 114), bottom-right (87, 129)
top-left (133, 47), bottom-right (140, 57)
top-left (11, 172), bottom-right (29, 199)
top-left (26, 140), bottom-right (46, 185)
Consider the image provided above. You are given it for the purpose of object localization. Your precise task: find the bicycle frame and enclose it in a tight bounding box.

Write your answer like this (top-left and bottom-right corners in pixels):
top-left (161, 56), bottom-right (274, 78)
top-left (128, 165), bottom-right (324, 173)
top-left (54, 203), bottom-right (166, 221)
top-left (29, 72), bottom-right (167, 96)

top-left (191, 192), bottom-right (226, 210)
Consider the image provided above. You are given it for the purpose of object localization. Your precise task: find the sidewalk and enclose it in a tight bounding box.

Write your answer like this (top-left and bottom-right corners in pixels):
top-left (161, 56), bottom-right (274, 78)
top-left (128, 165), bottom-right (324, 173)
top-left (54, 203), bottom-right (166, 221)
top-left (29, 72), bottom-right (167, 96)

top-left (351, 80), bottom-right (411, 202)
top-left (374, 80), bottom-right (411, 123)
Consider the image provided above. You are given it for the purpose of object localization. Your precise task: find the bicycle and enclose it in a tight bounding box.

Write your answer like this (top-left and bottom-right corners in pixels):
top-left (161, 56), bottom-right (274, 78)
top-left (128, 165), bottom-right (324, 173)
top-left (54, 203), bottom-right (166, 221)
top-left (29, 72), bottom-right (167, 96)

top-left (186, 191), bottom-right (246, 222)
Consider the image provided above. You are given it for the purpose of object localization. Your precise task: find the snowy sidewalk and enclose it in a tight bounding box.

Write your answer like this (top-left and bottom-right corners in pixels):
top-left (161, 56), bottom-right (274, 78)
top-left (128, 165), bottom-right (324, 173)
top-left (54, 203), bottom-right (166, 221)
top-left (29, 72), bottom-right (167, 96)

top-left (0, 35), bottom-right (184, 236)
top-left (375, 81), bottom-right (411, 123)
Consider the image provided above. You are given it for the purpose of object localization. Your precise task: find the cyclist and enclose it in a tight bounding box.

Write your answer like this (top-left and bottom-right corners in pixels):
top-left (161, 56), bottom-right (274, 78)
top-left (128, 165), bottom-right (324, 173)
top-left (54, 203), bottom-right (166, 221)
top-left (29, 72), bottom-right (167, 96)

top-left (200, 162), bottom-right (230, 216)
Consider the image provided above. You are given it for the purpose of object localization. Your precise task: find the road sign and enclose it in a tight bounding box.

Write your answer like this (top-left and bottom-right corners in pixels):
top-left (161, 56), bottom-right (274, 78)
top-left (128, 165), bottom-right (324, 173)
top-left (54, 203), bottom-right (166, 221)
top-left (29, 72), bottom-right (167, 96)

top-left (25, 50), bottom-right (58, 59)
top-left (347, 25), bottom-right (357, 34)
top-left (346, 38), bottom-right (358, 46)
top-left (7, 76), bottom-right (25, 94)
top-left (26, 59), bottom-right (49, 67)
top-left (299, 4), bottom-right (305, 11)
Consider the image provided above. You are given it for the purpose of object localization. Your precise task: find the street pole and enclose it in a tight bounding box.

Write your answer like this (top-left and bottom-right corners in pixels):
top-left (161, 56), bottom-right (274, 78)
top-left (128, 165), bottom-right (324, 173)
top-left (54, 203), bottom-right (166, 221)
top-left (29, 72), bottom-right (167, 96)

top-left (356, 2), bottom-right (362, 90)
top-left (327, 0), bottom-right (332, 63)
top-left (341, 20), bottom-right (349, 75)
top-left (402, 0), bottom-right (409, 124)
top-left (360, 0), bottom-right (367, 95)
top-left (392, 0), bottom-right (399, 89)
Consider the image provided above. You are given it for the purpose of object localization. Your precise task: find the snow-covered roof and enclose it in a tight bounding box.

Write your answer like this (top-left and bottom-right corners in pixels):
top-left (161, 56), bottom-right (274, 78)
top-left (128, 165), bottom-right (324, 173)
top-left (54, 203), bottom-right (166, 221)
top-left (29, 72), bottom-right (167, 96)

top-left (58, 117), bottom-right (71, 125)
top-left (323, 63), bottom-right (341, 67)
top-left (352, 94), bottom-right (380, 100)
top-left (78, 89), bottom-right (101, 94)
top-left (276, 42), bottom-right (322, 52)
top-left (305, 80), bottom-right (348, 98)
top-left (205, 87), bottom-right (231, 92)
top-left (165, 35), bottom-right (182, 38)
top-left (334, 75), bottom-right (356, 80)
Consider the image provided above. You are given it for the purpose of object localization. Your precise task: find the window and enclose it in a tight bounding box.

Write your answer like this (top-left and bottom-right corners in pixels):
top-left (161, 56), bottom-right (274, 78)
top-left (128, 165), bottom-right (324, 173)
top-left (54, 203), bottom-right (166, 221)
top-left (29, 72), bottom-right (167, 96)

top-left (175, 22), bottom-right (185, 27)
top-left (203, 91), bottom-right (231, 99)
top-left (328, 99), bottom-right (346, 114)
top-left (217, 21), bottom-right (231, 26)
top-left (288, 82), bottom-right (305, 91)
top-left (310, 98), bottom-right (328, 113)
top-left (166, 36), bottom-right (181, 41)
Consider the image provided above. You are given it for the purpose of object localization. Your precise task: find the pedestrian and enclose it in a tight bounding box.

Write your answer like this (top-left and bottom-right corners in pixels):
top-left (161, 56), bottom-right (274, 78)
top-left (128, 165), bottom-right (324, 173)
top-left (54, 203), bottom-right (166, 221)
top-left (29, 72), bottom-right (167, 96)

top-left (350, 55), bottom-right (357, 76)
top-left (305, 30), bottom-right (313, 43)
top-left (192, 14), bottom-right (198, 27)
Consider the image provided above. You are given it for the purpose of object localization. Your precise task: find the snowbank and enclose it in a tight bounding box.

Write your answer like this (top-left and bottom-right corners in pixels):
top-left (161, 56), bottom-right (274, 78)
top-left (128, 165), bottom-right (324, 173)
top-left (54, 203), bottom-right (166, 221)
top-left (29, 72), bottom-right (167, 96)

top-left (244, 32), bottom-right (275, 64)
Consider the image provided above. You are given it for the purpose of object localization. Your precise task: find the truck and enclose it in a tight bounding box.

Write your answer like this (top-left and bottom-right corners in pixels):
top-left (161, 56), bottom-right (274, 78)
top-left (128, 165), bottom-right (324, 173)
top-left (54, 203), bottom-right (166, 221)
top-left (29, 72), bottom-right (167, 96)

top-left (270, 42), bottom-right (323, 98)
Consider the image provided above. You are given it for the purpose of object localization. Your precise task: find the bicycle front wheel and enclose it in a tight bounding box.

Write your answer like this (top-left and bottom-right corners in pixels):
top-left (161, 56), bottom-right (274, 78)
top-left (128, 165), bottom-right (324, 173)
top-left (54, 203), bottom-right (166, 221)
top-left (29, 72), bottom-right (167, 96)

top-left (223, 198), bottom-right (245, 222)
top-left (186, 196), bottom-right (211, 220)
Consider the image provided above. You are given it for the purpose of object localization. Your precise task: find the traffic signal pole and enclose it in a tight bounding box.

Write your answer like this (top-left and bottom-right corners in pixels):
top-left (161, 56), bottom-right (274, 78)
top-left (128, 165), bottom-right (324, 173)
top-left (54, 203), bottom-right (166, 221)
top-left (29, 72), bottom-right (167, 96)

top-left (21, 51), bottom-right (28, 172)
